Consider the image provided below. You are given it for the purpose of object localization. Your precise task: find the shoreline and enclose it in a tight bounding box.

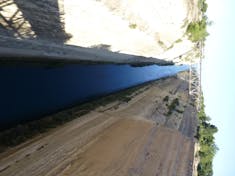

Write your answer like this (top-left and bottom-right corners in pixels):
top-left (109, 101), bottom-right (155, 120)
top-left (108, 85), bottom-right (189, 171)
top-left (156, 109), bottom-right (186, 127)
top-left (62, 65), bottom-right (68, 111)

top-left (0, 71), bottom-right (185, 151)
top-left (0, 71), bottom-right (197, 176)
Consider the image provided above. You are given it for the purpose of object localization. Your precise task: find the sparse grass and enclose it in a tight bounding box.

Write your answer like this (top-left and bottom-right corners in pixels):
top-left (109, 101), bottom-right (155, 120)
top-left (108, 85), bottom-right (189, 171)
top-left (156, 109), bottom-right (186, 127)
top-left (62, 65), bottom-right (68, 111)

top-left (163, 96), bottom-right (169, 102)
top-left (158, 40), bottom-right (166, 49)
top-left (158, 40), bottom-right (164, 45)
top-left (175, 109), bottom-right (184, 113)
top-left (175, 39), bottom-right (182, 43)
top-left (166, 98), bottom-right (179, 115)
top-left (195, 52), bottom-right (201, 58)
top-left (167, 38), bottom-right (183, 50)
top-left (129, 23), bottom-right (137, 29)
top-left (198, 0), bottom-right (208, 13)
top-left (187, 0), bottom-right (209, 42)
top-left (167, 44), bottom-right (174, 50)
top-left (120, 96), bottom-right (132, 103)
top-left (181, 19), bottom-right (189, 29)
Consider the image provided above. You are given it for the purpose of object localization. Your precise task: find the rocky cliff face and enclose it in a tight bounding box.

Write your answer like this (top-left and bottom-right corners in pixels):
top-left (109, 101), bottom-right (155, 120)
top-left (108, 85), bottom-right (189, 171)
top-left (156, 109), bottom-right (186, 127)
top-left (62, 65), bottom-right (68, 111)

top-left (0, 0), bottom-right (199, 64)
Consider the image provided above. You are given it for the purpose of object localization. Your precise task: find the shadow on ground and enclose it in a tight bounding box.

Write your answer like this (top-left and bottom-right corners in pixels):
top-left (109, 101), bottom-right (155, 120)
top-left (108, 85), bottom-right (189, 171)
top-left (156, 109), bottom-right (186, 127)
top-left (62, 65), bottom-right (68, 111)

top-left (0, 0), bottom-right (70, 42)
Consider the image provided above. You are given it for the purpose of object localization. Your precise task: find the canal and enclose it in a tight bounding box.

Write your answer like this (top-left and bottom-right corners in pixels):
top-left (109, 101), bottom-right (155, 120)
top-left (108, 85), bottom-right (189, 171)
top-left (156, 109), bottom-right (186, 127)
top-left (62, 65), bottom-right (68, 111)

top-left (0, 64), bottom-right (188, 128)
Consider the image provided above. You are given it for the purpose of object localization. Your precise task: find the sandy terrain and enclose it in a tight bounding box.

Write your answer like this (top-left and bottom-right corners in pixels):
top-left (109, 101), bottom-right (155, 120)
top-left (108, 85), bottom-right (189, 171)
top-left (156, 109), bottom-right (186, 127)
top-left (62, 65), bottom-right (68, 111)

top-left (0, 0), bottom-right (199, 64)
top-left (64, 0), bottom-right (197, 59)
top-left (0, 72), bottom-right (197, 176)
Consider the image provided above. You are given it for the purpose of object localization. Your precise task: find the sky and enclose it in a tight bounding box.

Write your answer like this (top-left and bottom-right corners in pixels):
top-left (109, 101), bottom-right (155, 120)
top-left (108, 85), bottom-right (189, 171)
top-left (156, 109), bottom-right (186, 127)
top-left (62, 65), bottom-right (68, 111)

top-left (202, 0), bottom-right (235, 175)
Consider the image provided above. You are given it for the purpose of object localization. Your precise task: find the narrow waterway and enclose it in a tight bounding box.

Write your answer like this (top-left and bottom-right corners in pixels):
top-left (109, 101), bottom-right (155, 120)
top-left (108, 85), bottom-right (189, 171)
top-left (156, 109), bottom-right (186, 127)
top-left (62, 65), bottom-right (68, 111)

top-left (0, 64), bottom-right (188, 128)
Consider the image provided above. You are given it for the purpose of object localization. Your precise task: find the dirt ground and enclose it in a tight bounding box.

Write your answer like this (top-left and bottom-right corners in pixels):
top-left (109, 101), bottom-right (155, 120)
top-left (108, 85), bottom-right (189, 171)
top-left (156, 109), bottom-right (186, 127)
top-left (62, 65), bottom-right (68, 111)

top-left (0, 72), bottom-right (197, 176)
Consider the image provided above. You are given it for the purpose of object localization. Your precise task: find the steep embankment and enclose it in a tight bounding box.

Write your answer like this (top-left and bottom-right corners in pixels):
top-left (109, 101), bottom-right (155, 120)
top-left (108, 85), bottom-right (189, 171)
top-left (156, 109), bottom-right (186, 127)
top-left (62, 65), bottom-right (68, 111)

top-left (0, 0), bottom-right (199, 64)
top-left (0, 72), bottom-right (198, 176)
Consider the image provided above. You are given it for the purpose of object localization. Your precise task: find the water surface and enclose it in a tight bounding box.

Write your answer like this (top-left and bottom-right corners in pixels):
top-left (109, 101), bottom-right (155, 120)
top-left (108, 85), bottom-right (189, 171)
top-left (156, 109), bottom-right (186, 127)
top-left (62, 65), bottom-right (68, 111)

top-left (0, 64), bottom-right (188, 128)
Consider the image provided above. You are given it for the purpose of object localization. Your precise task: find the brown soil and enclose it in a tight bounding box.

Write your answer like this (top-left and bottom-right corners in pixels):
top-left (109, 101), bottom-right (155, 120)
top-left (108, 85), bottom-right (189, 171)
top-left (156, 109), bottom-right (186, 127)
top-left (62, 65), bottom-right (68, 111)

top-left (0, 72), bottom-right (197, 176)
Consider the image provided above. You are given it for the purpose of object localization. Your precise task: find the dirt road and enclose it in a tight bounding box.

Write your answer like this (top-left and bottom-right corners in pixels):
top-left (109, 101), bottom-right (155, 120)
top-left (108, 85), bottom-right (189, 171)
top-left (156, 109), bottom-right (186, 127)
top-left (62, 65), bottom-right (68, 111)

top-left (0, 72), bottom-right (197, 176)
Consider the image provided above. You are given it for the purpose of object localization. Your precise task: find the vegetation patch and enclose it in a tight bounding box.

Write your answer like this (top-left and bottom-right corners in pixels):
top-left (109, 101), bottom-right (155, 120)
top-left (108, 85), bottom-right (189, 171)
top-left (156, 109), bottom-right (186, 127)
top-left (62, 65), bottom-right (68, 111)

top-left (163, 95), bottom-right (169, 102)
top-left (158, 40), bottom-right (167, 50)
top-left (195, 97), bottom-right (218, 176)
top-left (167, 44), bottom-right (174, 50)
top-left (175, 108), bottom-right (184, 114)
top-left (198, 0), bottom-right (208, 13)
top-left (186, 0), bottom-right (211, 42)
top-left (181, 19), bottom-right (189, 29)
top-left (186, 17), bottom-right (209, 42)
top-left (166, 98), bottom-right (179, 115)
top-left (175, 38), bottom-right (182, 43)
top-left (129, 23), bottom-right (137, 29)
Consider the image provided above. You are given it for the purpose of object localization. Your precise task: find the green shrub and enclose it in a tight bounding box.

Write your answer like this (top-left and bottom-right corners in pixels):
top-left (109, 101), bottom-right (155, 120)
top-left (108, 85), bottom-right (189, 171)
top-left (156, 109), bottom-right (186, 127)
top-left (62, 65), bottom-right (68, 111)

top-left (167, 98), bottom-right (179, 115)
top-left (158, 40), bottom-right (165, 48)
top-left (129, 23), bottom-right (137, 29)
top-left (175, 39), bottom-right (182, 43)
top-left (198, 0), bottom-right (208, 13)
top-left (186, 17), bottom-right (209, 42)
top-left (163, 96), bottom-right (169, 102)
top-left (196, 96), bottom-right (218, 176)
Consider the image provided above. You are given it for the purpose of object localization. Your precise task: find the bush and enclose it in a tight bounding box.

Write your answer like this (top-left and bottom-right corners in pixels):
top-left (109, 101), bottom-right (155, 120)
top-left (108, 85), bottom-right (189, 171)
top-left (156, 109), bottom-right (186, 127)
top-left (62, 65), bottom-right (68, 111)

top-left (167, 98), bottom-right (179, 115)
top-left (198, 0), bottom-right (208, 13)
top-left (163, 96), bottom-right (169, 102)
top-left (186, 17), bottom-right (209, 42)
top-left (129, 23), bottom-right (137, 29)
top-left (175, 39), bottom-right (182, 43)
top-left (196, 96), bottom-right (218, 176)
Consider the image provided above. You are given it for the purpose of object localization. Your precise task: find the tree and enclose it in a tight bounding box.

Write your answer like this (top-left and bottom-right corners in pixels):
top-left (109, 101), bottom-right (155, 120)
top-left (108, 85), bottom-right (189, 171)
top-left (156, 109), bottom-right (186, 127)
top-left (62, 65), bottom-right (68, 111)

top-left (196, 95), bottom-right (218, 175)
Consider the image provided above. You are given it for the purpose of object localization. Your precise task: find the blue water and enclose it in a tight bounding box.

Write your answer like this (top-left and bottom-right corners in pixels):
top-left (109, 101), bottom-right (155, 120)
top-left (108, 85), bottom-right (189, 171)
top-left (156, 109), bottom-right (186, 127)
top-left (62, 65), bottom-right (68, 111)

top-left (0, 64), bottom-right (188, 128)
